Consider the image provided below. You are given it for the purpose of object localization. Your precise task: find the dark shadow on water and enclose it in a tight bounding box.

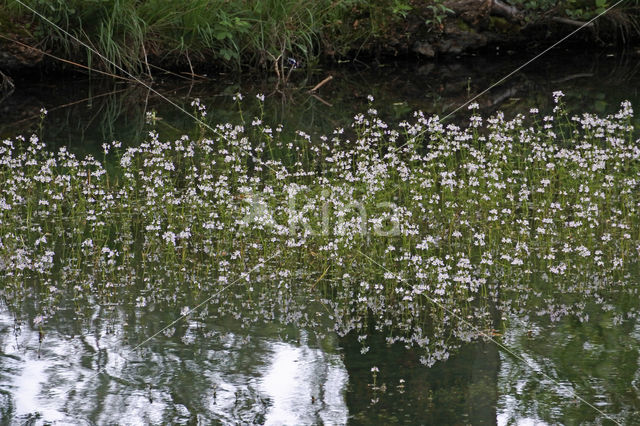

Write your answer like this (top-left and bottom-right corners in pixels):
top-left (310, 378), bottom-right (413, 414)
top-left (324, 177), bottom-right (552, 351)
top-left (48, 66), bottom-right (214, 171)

top-left (2, 50), bottom-right (640, 155)
top-left (340, 332), bottom-right (500, 425)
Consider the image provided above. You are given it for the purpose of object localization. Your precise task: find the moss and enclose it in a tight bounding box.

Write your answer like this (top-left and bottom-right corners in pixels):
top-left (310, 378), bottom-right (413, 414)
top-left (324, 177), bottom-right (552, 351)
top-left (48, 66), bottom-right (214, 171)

top-left (488, 16), bottom-right (521, 34)
top-left (455, 18), bottom-right (474, 32)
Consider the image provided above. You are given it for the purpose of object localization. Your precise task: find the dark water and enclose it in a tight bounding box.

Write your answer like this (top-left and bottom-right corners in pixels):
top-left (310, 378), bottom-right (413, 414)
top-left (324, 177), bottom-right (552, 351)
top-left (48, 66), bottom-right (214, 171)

top-left (2, 50), bottom-right (640, 424)
top-left (3, 50), bottom-right (640, 153)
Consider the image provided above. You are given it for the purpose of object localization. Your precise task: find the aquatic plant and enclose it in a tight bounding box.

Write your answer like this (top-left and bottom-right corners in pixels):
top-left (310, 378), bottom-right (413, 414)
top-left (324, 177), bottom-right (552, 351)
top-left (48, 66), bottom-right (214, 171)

top-left (1, 93), bottom-right (639, 369)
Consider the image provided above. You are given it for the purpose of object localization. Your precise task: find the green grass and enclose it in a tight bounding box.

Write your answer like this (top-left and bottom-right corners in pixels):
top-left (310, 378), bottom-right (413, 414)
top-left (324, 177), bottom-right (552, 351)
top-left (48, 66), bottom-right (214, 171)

top-left (2, 0), bottom-right (418, 76)
top-left (4, 0), bottom-right (640, 78)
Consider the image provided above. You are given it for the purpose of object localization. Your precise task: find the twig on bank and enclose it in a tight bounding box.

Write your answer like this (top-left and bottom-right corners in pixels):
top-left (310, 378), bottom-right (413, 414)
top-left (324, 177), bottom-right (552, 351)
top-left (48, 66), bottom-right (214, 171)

top-left (551, 16), bottom-right (595, 28)
top-left (146, 63), bottom-right (193, 80)
top-left (179, 71), bottom-right (209, 80)
top-left (309, 75), bottom-right (333, 93)
top-left (186, 49), bottom-right (195, 81)
top-left (141, 41), bottom-right (152, 80)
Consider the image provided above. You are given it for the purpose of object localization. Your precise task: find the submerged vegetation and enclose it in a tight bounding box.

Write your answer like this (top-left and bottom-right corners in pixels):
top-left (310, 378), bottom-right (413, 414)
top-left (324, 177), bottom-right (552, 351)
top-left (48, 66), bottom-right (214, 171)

top-left (1, 91), bottom-right (640, 390)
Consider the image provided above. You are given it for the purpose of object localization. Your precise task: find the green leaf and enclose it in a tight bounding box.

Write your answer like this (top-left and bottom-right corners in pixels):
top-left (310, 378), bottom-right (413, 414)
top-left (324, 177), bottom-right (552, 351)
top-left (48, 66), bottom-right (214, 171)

top-left (220, 48), bottom-right (236, 61)
top-left (214, 31), bottom-right (231, 40)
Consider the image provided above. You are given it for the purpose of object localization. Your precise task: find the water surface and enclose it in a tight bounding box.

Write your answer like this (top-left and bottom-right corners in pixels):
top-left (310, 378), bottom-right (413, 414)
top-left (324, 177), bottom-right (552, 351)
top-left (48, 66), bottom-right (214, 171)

top-left (2, 51), bottom-right (640, 424)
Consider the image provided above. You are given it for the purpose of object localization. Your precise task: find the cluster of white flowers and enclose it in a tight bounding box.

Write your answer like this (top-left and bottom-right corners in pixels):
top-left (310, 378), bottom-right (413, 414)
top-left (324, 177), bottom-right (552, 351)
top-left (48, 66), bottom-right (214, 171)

top-left (0, 95), bottom-right (639, 368)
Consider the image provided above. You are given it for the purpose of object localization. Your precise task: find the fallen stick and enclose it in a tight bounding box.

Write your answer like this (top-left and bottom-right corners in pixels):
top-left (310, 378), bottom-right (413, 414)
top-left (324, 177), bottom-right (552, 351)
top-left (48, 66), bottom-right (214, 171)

top-left (309, 75), bottom-right (333, 93)
top-left (551, 16), bottom-right (594, 28)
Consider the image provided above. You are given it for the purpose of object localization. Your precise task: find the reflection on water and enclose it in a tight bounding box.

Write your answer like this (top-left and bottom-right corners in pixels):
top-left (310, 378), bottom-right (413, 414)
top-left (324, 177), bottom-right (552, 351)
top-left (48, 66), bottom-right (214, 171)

top-left (260, 340), bottom-right (348, 425)
top-left (2, 287), bottom-right (640, 423)
top-left (2, 51), bottom-right (640, 154)
top-left (12, 359), bottom-right (65, 422)
top-left (2, 51), bottom-right (640, 424)
top-left (497, 309), bottom-right (640, 425)
top-left (0, 307), bottom-right (349, 424)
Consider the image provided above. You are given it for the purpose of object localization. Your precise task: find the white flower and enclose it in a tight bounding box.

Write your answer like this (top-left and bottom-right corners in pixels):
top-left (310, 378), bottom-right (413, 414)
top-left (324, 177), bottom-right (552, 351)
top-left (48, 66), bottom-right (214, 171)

top-left (552, 91), bottom-right (564, 103)
top-left (162, 231), bottom-right (176, 245)
top-left (178, 227), bottom-right (191, 239)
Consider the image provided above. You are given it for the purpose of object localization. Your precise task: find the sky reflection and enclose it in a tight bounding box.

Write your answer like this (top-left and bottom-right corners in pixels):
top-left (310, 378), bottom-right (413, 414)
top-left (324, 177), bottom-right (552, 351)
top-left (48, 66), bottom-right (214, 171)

top-left (0, 309), bottom-right (348, 424)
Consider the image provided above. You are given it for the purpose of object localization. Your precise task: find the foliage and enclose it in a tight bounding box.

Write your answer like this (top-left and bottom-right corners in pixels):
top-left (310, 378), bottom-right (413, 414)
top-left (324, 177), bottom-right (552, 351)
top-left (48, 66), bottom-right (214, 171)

top-left (1, 0), bottom-right (419, 75)
top-left (5, 0), bottom-right (148, 74)
top-left (425, 1), bottom-right (454, 31)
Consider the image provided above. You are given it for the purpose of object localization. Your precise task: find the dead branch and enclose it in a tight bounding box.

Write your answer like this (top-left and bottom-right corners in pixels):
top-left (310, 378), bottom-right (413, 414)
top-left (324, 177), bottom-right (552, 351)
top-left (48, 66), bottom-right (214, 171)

top-left (551, 16), bottom-right (594, 28)
top-left (309, 75), bottom-right (334, 93)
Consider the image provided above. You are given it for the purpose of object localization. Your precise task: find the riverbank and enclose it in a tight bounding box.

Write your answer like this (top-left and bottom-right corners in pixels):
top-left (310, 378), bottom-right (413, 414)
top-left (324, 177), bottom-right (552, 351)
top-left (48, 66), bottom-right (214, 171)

top-left (1, 0), bottom-right (639, 80)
